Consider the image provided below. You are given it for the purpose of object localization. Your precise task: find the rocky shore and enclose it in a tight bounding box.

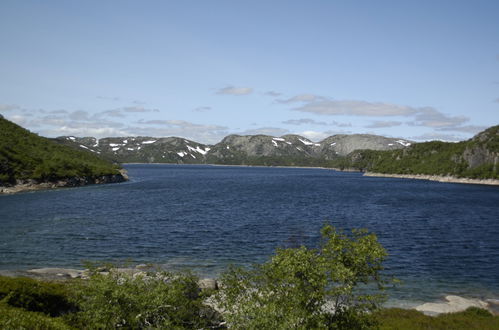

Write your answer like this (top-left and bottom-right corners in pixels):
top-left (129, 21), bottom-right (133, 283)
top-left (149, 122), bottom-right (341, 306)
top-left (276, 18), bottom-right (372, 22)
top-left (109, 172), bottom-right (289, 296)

top-left (364, 172), bottom-right (499, 186)
top-left (0, 169), bottom-right (128, 194)
top-left (0, 266), bottom-right (219, 291)
top-left (2, 266), bottom-right (498, 316)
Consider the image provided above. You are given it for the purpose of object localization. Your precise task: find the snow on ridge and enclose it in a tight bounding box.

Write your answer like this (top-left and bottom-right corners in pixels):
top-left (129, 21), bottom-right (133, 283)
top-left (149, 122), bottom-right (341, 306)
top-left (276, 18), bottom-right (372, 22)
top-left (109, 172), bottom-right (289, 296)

top-left (112, 147), bottom-right (120, 151)
top-left (109, 143), bottom-right (121, 147)
top-left (68, 136), bottom-right (76, 141)
top-left (123, 139), bottom-right (128, 144)
top-left (272, 140), bottom-right (278, 147)
top-left (330, 142), bottom-right (336, 146)
top-left (273, 137), bottom-right (286, 141)
top-left (298, 138), bottom-right (313, 146)
top-left (142, 140), bottom-right (156, 144)
top-left (79, 145), bottom-right (90, 150)
top-left (177, 151), bottom-right (186, 157)
top-left (186, 145), bottom-right (211, 155)
top-left (388, 143), bottom-right (394, 146)
top-left (396, 140), bottom-right (411, 147)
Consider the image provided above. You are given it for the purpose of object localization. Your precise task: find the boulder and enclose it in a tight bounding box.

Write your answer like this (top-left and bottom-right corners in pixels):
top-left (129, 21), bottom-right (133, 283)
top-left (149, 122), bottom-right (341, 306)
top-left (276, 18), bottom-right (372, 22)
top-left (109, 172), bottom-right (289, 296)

top-left (415, 295), bottom-right (489, 315)
top-left (198, 278), bottom-right (218, 290)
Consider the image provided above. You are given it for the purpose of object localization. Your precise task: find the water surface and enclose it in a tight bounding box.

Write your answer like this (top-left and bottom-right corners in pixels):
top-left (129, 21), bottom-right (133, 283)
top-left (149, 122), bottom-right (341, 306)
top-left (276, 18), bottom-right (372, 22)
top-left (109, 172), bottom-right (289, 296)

top-left (1, 164), bottom-right (498, 305)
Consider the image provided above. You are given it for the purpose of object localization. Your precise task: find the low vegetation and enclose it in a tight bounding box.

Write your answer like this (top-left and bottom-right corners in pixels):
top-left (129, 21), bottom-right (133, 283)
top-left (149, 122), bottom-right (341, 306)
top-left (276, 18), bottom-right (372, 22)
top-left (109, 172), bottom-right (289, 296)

top-left (1, 225), bottom-right (498, 329)
top-left (0, 117), bottom-right (122, 186)
top-left (375, 306), bottom-right (499, 330)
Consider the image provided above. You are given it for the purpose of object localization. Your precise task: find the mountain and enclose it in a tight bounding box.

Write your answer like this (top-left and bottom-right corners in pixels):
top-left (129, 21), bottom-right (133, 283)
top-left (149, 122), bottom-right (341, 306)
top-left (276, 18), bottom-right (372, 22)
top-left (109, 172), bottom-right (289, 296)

top-left (0, 117), bottom-right (127, 191)
top-left (55, 133), bottom-right (412, 166)
top-left (334, 125), bottom-right (499, 179)
top-left (54, 136), bottom-right (211, 164)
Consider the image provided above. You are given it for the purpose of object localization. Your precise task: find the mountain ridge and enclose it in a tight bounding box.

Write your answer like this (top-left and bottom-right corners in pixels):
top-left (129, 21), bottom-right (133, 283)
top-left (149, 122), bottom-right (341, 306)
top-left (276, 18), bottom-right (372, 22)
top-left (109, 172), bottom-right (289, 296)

top-left (54, 133), bottom-right (413, 166)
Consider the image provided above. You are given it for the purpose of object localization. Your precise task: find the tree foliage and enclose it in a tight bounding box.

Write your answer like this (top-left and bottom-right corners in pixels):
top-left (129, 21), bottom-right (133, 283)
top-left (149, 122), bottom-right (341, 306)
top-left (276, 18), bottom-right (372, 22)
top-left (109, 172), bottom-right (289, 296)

top-left (216, 224), bottom-right (388, 329)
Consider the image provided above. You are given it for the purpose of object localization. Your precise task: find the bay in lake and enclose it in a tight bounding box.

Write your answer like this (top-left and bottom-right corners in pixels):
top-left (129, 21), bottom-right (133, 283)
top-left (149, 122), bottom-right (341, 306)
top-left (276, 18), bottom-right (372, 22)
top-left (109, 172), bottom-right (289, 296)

top-left (1, 164), bottom-right (498, 306)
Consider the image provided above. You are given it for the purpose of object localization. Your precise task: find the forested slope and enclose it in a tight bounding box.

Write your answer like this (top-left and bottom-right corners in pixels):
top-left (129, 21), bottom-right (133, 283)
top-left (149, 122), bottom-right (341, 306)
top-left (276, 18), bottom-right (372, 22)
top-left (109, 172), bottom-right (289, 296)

top-left (0, 117), bottom-right (125, 187)
top-left (332, 126), bottom-right (499, 179)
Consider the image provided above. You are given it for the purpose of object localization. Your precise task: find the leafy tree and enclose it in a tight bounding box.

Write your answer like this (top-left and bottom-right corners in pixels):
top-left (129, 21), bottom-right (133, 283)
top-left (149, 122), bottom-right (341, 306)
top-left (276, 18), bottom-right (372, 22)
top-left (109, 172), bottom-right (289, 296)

top-left (216, 225), bottom-right (388, 329)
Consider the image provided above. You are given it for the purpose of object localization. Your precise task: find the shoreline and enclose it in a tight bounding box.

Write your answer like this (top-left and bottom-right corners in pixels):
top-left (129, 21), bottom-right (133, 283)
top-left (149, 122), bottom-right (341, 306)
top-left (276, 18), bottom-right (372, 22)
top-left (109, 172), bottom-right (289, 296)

top-left (363, 172), bottom-right (499, 186)
top-left (0, 169), bottom-right (129, 195)
top-left (1, 266), bottom-right (498, 316)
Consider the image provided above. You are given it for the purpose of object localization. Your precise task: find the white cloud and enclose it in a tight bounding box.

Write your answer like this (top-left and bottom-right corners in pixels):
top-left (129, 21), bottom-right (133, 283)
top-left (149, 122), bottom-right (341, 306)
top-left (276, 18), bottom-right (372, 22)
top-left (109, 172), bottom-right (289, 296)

top-left (99, 106), bottom-right (159, 118)
top-left (4, 114), bottom-right (29, 126)
top-left (277, 94), bottom-right (324, 104)
top-left (331, 121), bottom-right (352, 127)
top-left (294, 99), bottom-right (417, 116)
top-left (68, 110), bottom-right (91, 121)
top-left (410, 107), bottom-right (467, 128)
top-left (410, 132), bottom-right (463, 142)
top-left (264, 91), bottom-right (281, 97)
top-left (40, 126), bottom-right (131, 138)
top-left (96, 96), bottom-right (121, 101)
top-left (0, 104), bottom-right (20, 112)
top-left (216, 86), bottom-right (253, 95)
top-left (365, 121), bottom-right (403, 128)
top-left (193, 106), bottom-right (212, 112)
top-left (282, 118), bottom-right (328, 126)
top-left (436, 125), bottom-right (488, 134)
top-left (134, 119), bottom-right (229, 144)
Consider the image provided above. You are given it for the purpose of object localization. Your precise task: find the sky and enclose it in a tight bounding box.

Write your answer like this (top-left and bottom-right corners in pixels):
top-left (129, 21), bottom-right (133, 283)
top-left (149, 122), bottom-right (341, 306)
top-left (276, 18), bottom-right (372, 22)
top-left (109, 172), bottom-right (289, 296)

top-left (1, 0), bottom-right (498, 144)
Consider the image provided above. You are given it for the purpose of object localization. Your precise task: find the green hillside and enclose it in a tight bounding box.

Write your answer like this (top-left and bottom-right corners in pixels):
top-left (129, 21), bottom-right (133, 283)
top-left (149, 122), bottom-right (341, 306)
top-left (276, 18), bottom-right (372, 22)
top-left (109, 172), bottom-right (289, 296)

top-left (332, 125), bottom-right (499, 179)
top-left (0, 117), bottom-right (123, 186)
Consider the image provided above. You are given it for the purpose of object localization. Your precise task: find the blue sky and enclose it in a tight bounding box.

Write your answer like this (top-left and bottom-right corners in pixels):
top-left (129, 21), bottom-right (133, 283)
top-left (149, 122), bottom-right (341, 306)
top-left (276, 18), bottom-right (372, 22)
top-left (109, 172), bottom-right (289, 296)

top-left (1, 0), bottom-right (498, 144)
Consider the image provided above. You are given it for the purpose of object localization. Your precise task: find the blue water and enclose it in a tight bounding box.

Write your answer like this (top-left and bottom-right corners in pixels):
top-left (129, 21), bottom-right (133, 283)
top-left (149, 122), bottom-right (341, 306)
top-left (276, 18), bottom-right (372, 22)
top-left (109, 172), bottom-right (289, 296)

top-left (1, 164), bottom-right (499, 305)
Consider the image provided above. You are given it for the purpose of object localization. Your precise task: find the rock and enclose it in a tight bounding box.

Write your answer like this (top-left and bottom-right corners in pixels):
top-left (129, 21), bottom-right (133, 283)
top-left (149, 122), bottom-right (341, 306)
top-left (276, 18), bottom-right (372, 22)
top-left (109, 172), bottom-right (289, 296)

top-left (135, 263), bottom-right (150, 270)
top-left (198, 278), bottom-right (218, 290)
top-left (27, 268), bottom-right (84, 279)
top-left (486, 299), bottom-right (499, 315)
top-left (415, 295), bottom-right (489, 315)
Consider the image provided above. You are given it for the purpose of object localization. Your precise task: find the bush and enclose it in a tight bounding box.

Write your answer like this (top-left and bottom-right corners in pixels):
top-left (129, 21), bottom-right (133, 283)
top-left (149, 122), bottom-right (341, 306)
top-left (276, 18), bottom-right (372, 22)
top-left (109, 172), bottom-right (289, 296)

top-left (0, 303), bottom-right (71, 330)
top-left (67, 268), bottom-right (220, 329)
top-left (0, 276), bottom-right (74, 316)
top-left (216, 224), bottom-right (388, 329)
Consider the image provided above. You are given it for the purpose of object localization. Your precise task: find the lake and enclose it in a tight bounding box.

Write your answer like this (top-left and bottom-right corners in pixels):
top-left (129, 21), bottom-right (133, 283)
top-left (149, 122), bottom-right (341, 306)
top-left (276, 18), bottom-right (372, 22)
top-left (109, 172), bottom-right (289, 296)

top-left (1, 164), bottom-right (498, 307)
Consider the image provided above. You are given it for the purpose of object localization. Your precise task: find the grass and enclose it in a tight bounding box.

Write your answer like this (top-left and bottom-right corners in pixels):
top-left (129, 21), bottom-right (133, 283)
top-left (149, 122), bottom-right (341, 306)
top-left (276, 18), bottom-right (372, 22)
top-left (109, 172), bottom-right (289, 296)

top-left (376, 307), bottom-right (499, 330)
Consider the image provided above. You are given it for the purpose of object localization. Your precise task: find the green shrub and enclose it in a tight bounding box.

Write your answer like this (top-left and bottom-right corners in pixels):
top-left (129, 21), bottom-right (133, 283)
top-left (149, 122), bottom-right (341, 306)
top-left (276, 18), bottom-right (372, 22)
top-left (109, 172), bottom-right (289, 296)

top-left (216, 224), bottom-right (388, 329)
top-left (67, 268), bottom-right (220, 329)
top-left (0, 276), bottom-right (74, 316)
top-left (0, 303), bottom-right (71, 330)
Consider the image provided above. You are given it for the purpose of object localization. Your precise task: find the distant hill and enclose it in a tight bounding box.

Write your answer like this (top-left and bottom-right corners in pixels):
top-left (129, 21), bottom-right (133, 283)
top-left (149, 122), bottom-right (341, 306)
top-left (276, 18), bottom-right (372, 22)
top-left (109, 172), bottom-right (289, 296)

top-left (333, 125), bottom-right (499, 179)
top-left (54, 133), bottom-right (412, 166)
top-left (0, 117), bottom-right (127, 190)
